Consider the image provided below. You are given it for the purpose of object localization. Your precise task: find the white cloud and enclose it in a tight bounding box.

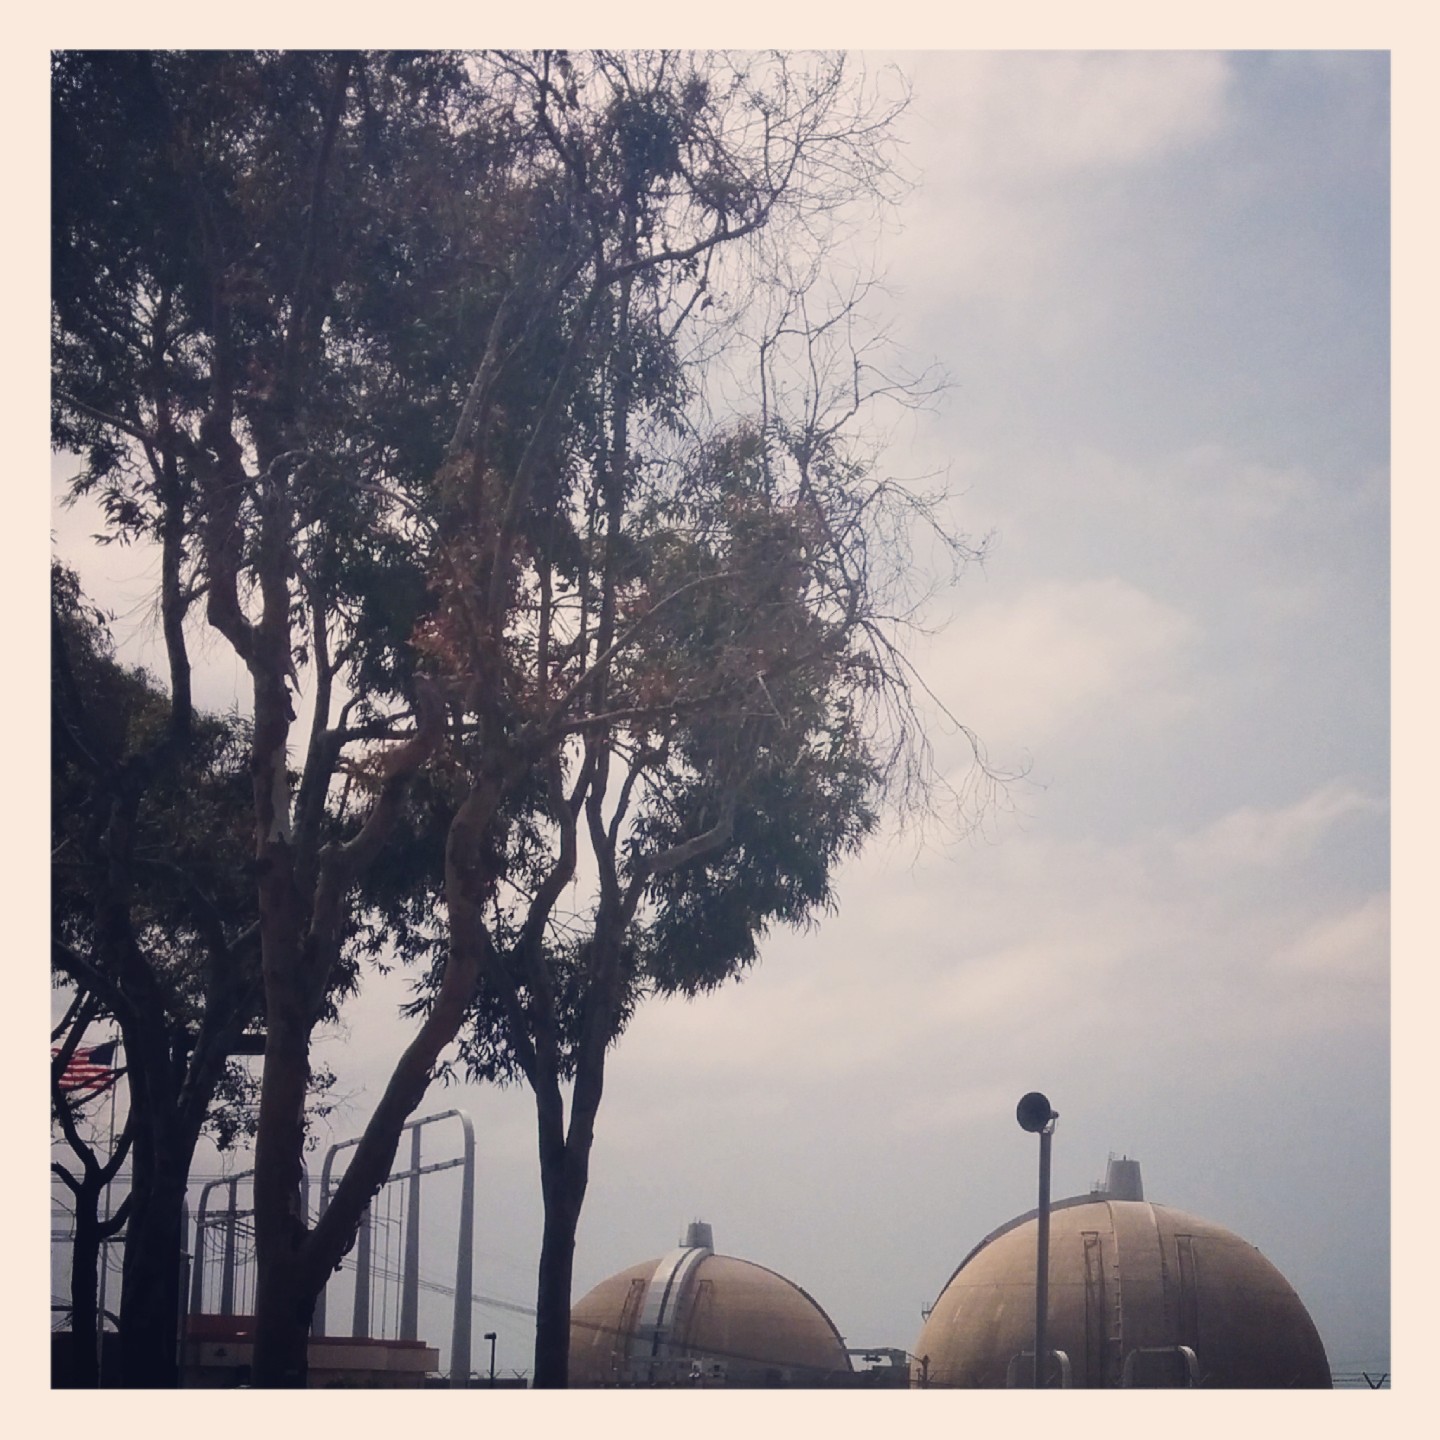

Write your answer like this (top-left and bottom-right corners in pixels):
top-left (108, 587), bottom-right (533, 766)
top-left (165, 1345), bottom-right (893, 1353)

top-left (926, 575), bottom-right (1197, 757)
top-left (1271, 893), bottom-right (1389, 983)
top-left (1172, 782), bottom-right (1386, 874)
top-left (978, 443), bottom-right (1331, 551)
top-left (912, 51), bottom-right (1231, 182)
top-left (1167, 443), bottom-right (1318, 522)
top-left (883, 52), bottom-right (1232, 320)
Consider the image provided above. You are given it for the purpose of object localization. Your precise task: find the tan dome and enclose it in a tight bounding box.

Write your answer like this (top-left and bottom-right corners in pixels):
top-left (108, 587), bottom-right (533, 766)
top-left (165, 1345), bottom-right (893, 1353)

top-left (916, 1174), bottom-right (1330, 1388)
top-left (570, 1223), bottom-right (852, 1387)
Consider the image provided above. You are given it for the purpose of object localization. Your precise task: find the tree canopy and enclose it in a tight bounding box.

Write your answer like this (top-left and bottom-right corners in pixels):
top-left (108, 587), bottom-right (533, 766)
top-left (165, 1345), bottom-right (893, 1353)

top-left (52, 49), bottom-right (983, 1386)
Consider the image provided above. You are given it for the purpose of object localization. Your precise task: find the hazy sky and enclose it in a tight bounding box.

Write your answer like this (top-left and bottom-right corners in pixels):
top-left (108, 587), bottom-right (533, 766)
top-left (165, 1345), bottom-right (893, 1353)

top-left (47, 49), bottom-right (1390, 1391)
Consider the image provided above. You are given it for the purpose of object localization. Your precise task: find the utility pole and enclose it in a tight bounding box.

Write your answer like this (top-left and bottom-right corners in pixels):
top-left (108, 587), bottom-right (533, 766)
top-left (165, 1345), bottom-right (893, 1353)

top-left (1016, 1091), bottom-right (1059, 1389)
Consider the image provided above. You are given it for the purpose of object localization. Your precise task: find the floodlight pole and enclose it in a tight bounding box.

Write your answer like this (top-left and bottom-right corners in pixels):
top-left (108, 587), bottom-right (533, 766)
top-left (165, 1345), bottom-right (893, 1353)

top-left (1016, 1091), bottom-right (1059, 1389)
top-left (484, 1331), bottom-right (497, 1387)
top-left (1035, 1120), bottom-right (1054, 1388)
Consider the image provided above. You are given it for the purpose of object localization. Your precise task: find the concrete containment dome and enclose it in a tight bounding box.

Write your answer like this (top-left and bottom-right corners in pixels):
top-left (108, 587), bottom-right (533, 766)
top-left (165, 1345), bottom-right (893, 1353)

top-left (915, 1160), bottom-right (1330, 1388)
top-left (570, 1222), bottom-right (853, 1387)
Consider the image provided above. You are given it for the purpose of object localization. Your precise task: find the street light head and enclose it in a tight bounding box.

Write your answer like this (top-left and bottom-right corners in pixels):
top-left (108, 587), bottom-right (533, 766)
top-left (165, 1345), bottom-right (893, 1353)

top-left (1016, 1091), bottom-right (1057, 1134)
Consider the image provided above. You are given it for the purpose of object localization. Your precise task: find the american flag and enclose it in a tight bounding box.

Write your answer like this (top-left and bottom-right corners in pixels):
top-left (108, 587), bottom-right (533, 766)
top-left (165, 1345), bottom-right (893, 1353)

top-left (51, 1040), bottom-right (120, 1096)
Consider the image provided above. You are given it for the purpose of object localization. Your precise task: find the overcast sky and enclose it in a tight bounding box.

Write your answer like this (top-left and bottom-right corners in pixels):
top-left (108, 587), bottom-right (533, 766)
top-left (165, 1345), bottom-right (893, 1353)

top-left (46, 48), bottom-right (1391, 1395)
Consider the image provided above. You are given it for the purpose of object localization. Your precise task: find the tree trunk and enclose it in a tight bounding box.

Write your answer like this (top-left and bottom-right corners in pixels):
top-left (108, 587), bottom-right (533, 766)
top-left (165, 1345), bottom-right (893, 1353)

top-left (249, 981), bottom-right (317, 1387)
top-left (532, 1147), bottom-right (583, 1389)
top-left (530, 1066), bottom-right (597, 1391)
top-left (251, 1257), bottom-right (320, 1388)
top-left (66, 1198), bottom-right (103, 1388)
top-left (113, 1031), bottom-right (203, 1389)
top-left (117, 1166), bottom-right (189, 1387)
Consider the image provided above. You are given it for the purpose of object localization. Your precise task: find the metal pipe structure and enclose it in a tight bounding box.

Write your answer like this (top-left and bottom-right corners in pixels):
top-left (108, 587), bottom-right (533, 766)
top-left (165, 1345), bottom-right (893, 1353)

top-left (313, 1109), bottom-right (476, 1384)
top-left (314, 1144), bottom-right (340, 1337)
top-left (451, 1112), bottom-right (476, 1389)
top-left (220, 1178), bottom-right (237, 1317)
top-left (177, 1197), bottom-right (191, 1377)
top-left (189, 1185), bottom-right (212, 1317)
top-left (1016, 1091), bottom-right (1059, 1389)
top-left (190, 1176), bottom-right (232, 1316)
top-left (190, 1168), bottom-right (308, 1320)
top-left (401, 1123), bottom-right (422, 1340)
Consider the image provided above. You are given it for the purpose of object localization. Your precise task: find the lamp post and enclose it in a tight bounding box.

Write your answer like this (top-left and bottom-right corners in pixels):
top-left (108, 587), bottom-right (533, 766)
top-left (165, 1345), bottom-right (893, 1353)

top-left (1016, 1091), bottom-right (1058, 1389)
top-left (484, 1331), bottom-right (497, 1388)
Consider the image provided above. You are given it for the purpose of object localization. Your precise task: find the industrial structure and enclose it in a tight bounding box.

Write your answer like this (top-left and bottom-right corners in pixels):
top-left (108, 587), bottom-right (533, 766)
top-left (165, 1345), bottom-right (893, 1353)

top-left (183, 1313), bottom-right (439, 1389)
top-left (54, 1110), bottom-right (1342, 1388)
top-left (565, 1156), bottom-right (1332, 1389)
top-left (569, 1221), bottom-right (859, 1387)
top-left (181, 1110), bottom-right (475, 1387)
top-left (913, 1156), bottom-right (1332, 1388)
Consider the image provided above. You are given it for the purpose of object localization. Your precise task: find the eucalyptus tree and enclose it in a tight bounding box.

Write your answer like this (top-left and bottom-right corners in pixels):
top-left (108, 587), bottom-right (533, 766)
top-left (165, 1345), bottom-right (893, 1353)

top-left (363, 54), bottom-right (968, 1385)
top-left (51, 563), bottom-right (264, 1386)
top-left (50, 989), bottom-right (133, 1388)
top-left (51, 50), bottom-right (515, 1384)
top-left (392, 417), bottom-right (927, 1386)
top-left (51, 48), bottom-right (967, 1387)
